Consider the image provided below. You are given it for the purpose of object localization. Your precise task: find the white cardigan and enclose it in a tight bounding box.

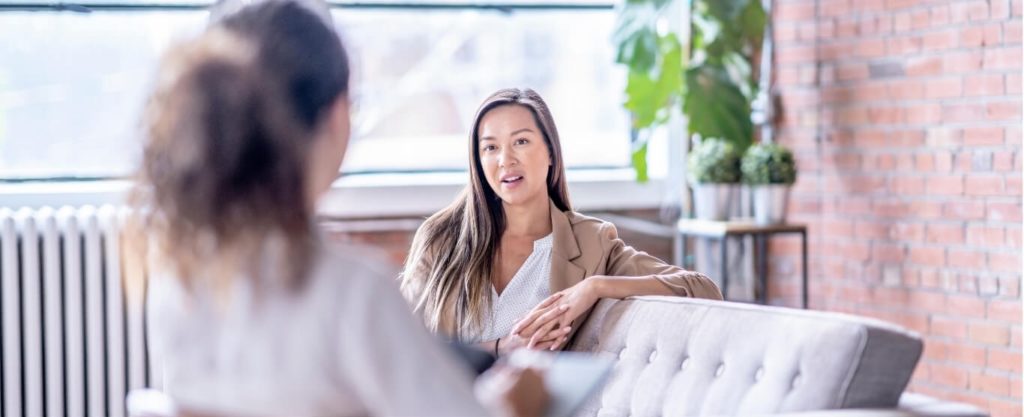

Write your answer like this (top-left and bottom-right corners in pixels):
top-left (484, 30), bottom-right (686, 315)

top-left (148, 239), bottom-right (488, 417)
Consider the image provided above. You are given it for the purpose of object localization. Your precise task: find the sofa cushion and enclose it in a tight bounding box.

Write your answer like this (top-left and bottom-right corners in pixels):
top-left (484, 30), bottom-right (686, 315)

top-left (569, 296), bottom-right (923, 416)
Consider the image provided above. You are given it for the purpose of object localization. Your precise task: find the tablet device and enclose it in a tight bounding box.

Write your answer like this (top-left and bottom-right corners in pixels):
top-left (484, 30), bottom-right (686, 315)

top-left (507, 350), bottom-right (614, 417)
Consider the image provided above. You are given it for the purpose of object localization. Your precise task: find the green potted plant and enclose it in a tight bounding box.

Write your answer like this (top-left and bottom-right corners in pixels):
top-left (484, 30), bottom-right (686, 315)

top-left (741, 142), bottom-right (797, 224)
top-left (614, 0), bottom-right (767, 182)
top-left (688, 138), bottom-right (741, 220)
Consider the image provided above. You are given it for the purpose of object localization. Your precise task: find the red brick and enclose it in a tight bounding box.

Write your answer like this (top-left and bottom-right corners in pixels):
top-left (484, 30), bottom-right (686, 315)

top-left (970, 322), bottom-right (1011, 345)
top-left (993, 0), bottom-right (1012, 18)
top-left (987, 100), bottom-right (1021, 121)
top-left (821, 0), bottom-right (851, 17)
top-left (988, 201), bottom-right (1023, 222)
top-left (930, 316), bottom-right (968, 338)
top-left (905, 104), bottom-right (942, 124)
top-left (906, 55), bottom-right (943, 76)
top-left (923, 30), bottom-right (959, 51)
top-left (887, 35), bottom-right (923, 55)
top-left (989, 252), bottom-right (1020, 272)
top-left (873, 243), bottom-right (906, 263)
top-left (948, 295), bottom-right (988, 318)
top-left (990, 398), bottom-right (1023, 417)
top-left (909, 200), bottom-right (945, 219)
top-left (984, 47), bottom-right (1023, 70)
top-left (891, 222), bottom-right (924, 241)
top-left (966, 225), bottom-right (1005, 246)
top-left (947, 343), bottom-right (987, 367)
top-left (778, 45), bottom-right (817, 64)
top-left (891, 177), bottom-right (925, 194)
top-left (988, 348), bottom-right (1023, 373)
top-left (962, 126), bottom-right (1004, 146)
top-left (962, 26), bottom-right (987, 48)
top-left (925, 175), bottom-right (964, 195)
top-left (964, 176), bottom-right (1005, 196)
top-left (889, 79), bottom-right (925, 100)
top-left (1005, 226), bottom-right (1022, 248)
top-left (988, 299), bottom-right (1022, 322)
top-left (926, 224), bottom-right (965, 244)
top-left (837, 63), bottom-right (870, 81)
top-left (925, 77), bottom-right (964, 99)
top-left (930, 362), bottom-right (969, 389)
top-left (947, 248), bottom-right (987, 269)
top-left (1006, 20), bottom-right (1022, 44)
top-left (910, 246), bottom-right (946, 267)
top-left (969, 371), bottom-right (1011, 396)
top-left (915, 153), bottom-right (935, 171)
top-left (959, 0), bottom-right (992, 20)
top-left (909, 290), bottom-right (947, 309)
top-left (964, 74), bottom-right (1006, 96)
top-left (942, 103), bottom-right (987, 123)
top-left (943, 50), bottom-right (984, 73)
top-left (945, 201), bottom-right (987, 220)
top-left (1000, 276), bottom-right (1021, 298)
top-left (993, 152), bottom-right (1015, 171)
top-left (776, 2), bottom-right (816, 21)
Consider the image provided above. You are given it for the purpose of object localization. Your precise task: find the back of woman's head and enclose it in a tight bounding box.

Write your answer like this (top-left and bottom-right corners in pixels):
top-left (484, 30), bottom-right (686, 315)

top-left (132, 0), bottom-right (349, 289)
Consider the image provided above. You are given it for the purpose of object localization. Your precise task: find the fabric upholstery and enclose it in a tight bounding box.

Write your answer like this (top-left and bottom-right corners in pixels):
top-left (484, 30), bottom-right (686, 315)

top-left (568, 296), bottom-right (927, 416)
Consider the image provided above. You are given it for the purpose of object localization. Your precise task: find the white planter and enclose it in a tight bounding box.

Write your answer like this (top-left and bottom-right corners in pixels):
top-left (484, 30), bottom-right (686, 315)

top-left (691, 183), bottom-right (737, 221)
top-left (751, 184), bottom-right (791, 225)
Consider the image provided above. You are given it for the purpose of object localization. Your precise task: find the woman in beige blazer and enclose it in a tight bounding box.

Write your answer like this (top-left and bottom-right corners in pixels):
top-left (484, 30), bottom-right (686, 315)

top-left (401, 88), bottom-right (722, 357)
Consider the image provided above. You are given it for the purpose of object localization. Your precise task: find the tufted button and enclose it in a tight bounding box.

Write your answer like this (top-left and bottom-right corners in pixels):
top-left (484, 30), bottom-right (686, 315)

top-left (648, 350), bottom-right (657, 363)
top-left (715, 363), bottom-right (725, 377)
top-left (618, 348), bottom-right (627, 359)
top-left (680, 357), bottom-right (690, 370)
top-left (792, 373), bottom-right (802, 388)
top-left (754, 367), bottom-right (764, 382)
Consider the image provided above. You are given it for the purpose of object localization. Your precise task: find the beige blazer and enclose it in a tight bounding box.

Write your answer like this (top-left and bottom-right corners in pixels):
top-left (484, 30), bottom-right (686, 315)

top-left (401, 200), bottom-right (723, 337)
top-left (545, 200), bottom-right (722, 300)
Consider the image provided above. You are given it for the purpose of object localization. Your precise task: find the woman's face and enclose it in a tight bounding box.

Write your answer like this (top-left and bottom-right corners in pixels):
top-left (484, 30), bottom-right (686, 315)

top-left (477, 105), bottom-right (551, 209)
top-left (309, 96), bottom-right (351, 201)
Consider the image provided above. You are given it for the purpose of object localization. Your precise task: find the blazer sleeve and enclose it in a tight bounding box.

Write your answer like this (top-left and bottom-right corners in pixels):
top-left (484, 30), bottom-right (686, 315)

top-left (599, 221), bottom-right (724, 300)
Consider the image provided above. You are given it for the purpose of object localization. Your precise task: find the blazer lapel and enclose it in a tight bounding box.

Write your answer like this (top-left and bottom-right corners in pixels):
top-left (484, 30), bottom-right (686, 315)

top-left (549, 200), bottom-right (587, 293)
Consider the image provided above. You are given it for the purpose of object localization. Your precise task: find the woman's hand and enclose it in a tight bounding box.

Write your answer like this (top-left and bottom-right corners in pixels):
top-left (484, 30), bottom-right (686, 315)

top-left (475, 366), bottom-right (549, 417)
top-left (500, 293), bottom-right (572, 353)
top-left (513, 279), bottom-right (603, 351)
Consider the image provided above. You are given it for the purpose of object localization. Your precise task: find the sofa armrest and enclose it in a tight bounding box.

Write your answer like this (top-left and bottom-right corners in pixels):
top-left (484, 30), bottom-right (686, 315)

top-left (746, 393), bottom-right (988, 417)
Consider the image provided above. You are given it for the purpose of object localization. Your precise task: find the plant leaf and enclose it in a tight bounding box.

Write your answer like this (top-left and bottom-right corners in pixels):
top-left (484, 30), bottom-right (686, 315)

top-left (683, 63), bottom-right (753, 151)
top-left (631, 140), bottom-right (649, 183)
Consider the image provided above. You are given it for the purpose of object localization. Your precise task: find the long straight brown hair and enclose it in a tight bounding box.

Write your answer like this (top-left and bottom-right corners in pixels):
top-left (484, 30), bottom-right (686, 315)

top-left (402, 88), bottom-right (571, 336)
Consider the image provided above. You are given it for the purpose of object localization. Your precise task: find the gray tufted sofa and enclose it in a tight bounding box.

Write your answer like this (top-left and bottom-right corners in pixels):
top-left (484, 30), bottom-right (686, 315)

top-left (567, 296), bottom-right (988, 417)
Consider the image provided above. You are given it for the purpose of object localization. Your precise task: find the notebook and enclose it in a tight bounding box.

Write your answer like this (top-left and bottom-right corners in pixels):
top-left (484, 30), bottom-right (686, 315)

top-left (506, 350), bottom-right (614, 417)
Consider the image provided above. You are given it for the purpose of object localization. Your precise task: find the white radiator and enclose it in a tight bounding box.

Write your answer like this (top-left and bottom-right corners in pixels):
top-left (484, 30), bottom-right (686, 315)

top-left (0, 206), bottom-right (157, 417)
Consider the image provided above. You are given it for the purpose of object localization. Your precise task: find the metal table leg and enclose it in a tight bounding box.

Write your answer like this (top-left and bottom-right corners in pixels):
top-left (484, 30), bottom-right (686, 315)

top-left (801, 230), bottom-right (808, 309)
top-left (720, 236), bottom-right (728, 301)
top-left (757, 234), bottom-right (767, 305)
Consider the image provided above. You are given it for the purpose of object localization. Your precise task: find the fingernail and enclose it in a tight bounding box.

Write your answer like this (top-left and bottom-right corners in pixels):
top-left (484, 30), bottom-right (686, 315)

top-left (560, 305), bottom-right (569, 310)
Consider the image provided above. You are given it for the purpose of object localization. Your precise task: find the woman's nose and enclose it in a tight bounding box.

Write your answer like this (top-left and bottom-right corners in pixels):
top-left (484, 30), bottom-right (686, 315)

top-left (498, 148), bottom-right (517, 168)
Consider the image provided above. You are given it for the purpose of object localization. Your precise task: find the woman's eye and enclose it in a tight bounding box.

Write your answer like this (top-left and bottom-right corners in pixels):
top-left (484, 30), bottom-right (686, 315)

top-left (515, 138), bottom-right (529, 145)
top-left (482, 145), bottom-right (496, 152)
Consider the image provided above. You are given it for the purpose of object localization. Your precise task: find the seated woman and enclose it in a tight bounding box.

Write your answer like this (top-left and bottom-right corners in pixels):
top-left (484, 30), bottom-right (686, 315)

top-left (132, 2), bottom-right (546, 416)
top-left (400, 88), bottom-right (723, 356)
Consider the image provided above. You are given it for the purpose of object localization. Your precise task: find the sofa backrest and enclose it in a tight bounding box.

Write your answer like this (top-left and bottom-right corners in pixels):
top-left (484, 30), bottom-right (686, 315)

top-left (569, 296), bottom-right (923, 416)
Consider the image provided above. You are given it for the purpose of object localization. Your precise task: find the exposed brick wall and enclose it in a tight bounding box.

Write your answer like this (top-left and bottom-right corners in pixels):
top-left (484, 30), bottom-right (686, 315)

top-left (773, 0), bottom-right (1022, 414)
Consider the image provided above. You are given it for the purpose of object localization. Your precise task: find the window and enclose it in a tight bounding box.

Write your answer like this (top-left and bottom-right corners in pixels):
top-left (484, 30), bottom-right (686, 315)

top-left (0, 1), bottom-right (630, 180)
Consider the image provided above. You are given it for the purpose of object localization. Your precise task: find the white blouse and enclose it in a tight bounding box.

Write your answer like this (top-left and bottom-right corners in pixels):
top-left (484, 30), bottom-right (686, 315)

top-left (148, 240), bottom-right (488, 417)
top-left (465, 233), bottom-right (553, 343)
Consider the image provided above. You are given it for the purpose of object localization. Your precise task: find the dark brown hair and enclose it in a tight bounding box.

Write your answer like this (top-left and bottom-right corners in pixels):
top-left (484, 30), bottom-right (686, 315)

top-left (130, 0), bottom-right (349, 290)
top-left (402, 88), bottom-right (571, 335)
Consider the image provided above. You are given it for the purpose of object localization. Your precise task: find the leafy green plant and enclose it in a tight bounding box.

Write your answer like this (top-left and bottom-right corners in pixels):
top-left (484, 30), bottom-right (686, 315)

top-left (688, 138), bottom-right (741, 184)
top-left (613, 0), bottom-right (766, 181)
top-left (741, 143), bottom-right (797, 185)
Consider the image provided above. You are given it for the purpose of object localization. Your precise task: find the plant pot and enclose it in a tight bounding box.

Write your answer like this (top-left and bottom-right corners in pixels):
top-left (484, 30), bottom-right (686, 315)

top-left (691, 183), bottom-right (737, 221)
top-left (751, 184), bottom-right (790, 225)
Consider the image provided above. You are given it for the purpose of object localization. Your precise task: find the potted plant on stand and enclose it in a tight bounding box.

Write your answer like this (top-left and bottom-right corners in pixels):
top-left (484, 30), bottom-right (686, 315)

top-left (741, 143), bottom-right (796, 224)
top-left (613, 0), bottom-right (767, 214)
top-left (688, 138), bottom-right (741, 220)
